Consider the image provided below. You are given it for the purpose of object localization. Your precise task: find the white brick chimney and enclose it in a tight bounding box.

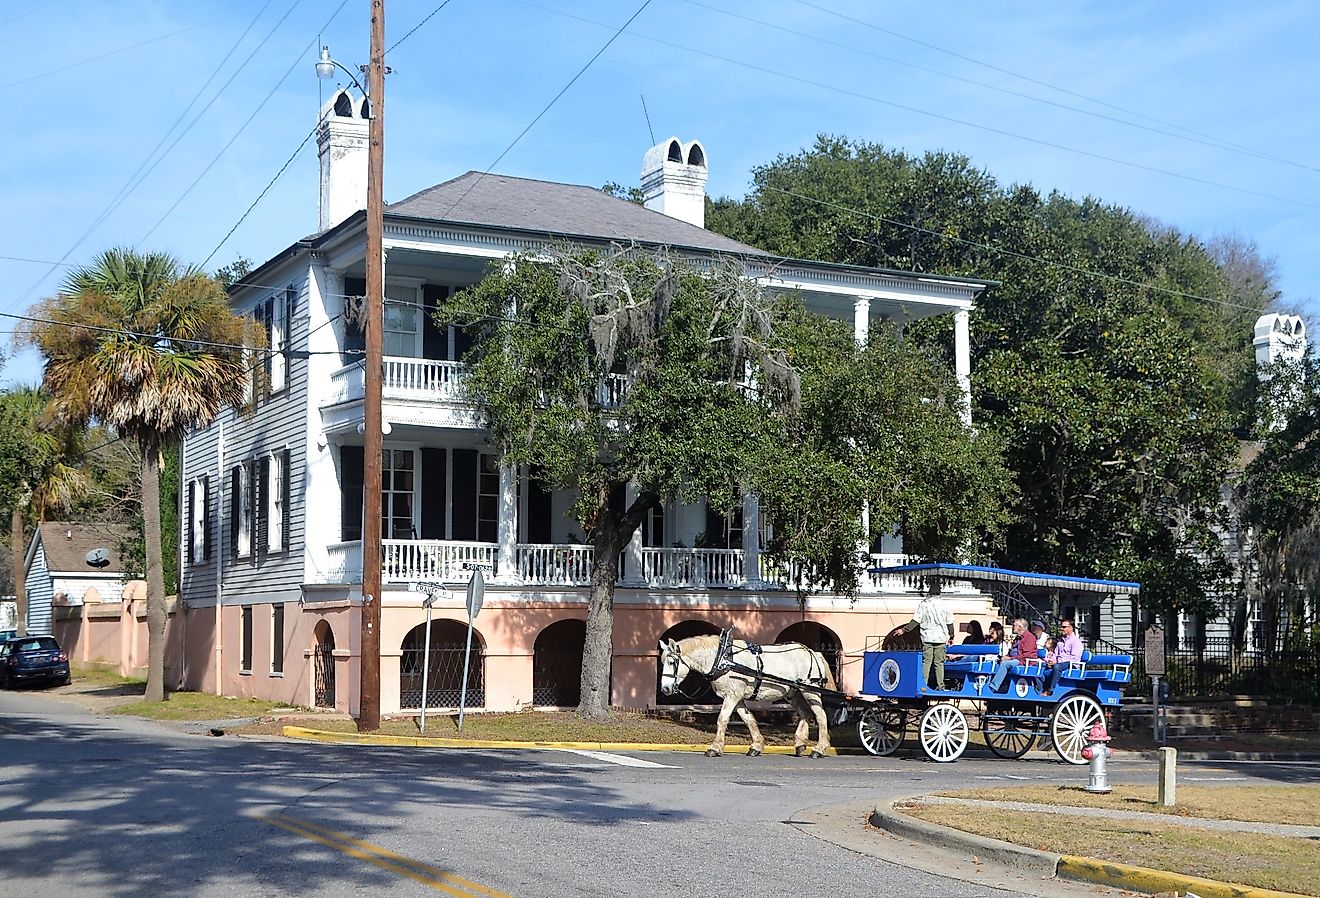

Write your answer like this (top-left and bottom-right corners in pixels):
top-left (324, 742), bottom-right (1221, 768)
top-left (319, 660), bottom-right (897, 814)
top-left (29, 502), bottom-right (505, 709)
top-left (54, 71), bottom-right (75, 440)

top-left (640, 137), bottom-right (708, 228)
top-left (317, 89), bottom-right (369, 232)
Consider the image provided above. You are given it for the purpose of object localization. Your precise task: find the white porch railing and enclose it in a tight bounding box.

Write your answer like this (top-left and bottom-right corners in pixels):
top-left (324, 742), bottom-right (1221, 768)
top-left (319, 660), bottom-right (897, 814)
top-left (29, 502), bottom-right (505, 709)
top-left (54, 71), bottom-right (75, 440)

top-left (636, 547), bottom-right (745, 588)
top-left (326, 357), bottom-right (468, 406)
top-left (382, 539), bottom-right (497, 583)
top-left (324, 541), bottom-right (918, 592)
top-left (515, 544), bottom-right (594, 585)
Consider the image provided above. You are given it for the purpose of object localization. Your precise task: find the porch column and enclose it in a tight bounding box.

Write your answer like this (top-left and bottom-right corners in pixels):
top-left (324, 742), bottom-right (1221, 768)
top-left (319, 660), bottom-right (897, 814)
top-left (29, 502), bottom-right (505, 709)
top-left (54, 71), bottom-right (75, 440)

top-left (855, 298), bottom-right (873, 573)
top-left (497, 461), bottom-right (517, 583)
top-left (741, 491), bottom-right (762, 588)
top-left (622, 480), bottom-right (644, 586)
top-left (954, 306), bottom-right (972, 426)
top-left (853, 297), bottom-right (870, 346)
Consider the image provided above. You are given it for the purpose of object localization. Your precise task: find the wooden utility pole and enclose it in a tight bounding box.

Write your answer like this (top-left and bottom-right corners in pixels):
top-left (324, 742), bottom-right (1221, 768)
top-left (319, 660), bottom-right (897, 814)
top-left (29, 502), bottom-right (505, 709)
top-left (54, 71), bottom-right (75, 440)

top-left (358, 0), bottom-right (386, 732)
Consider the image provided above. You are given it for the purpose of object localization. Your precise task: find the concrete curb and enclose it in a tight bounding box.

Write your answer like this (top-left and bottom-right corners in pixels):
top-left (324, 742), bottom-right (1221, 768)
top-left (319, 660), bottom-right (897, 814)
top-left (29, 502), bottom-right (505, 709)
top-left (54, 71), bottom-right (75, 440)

top-left (871, 798), bottom-right (1316, 898)
top-left (867, 804), bottom-right (1059, 875)
top-left (1056, 855), bottom-right (1314, 898)
top-left (279, 726), bottom-right (837, 754)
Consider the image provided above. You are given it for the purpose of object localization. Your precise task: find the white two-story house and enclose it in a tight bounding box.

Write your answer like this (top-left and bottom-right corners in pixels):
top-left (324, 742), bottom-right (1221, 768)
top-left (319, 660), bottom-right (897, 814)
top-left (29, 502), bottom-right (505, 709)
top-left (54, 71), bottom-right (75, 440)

top-left (177, 89), bottom-right (996, 715)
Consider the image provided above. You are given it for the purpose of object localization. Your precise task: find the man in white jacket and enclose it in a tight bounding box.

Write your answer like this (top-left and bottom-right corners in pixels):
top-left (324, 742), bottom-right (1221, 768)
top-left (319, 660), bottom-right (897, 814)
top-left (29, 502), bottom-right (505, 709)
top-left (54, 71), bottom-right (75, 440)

top-left (890, 580), bottom-right (956, 689)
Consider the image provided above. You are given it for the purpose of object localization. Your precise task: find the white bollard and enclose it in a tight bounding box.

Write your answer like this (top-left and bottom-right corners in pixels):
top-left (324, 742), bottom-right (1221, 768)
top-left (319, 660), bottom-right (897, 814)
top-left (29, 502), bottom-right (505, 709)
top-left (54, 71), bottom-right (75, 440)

top-left (1158, 746), bottom-right (1177, 806)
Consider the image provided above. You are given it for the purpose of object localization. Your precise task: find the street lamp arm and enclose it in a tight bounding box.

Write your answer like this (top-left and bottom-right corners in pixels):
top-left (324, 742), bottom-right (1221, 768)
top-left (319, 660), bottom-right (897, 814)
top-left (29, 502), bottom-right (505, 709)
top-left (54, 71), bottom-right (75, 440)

top-left (316, 46), bottom-right (369, 96)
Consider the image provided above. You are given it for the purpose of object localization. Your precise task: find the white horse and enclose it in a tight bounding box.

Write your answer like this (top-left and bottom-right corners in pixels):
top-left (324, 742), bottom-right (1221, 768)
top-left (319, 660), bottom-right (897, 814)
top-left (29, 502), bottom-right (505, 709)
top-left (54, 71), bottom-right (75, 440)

top-left (658, 634), bottom-right (836, 758)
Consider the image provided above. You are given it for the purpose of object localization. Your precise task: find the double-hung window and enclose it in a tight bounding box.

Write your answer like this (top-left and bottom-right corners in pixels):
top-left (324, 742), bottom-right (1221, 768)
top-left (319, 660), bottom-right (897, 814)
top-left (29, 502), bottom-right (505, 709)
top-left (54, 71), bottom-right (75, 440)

top-left (266, 450), bottom-right (288, 554)
top-left (383, 284), bottom-right (422, 358)
top-left (232, 463), bottom-right (252, 559)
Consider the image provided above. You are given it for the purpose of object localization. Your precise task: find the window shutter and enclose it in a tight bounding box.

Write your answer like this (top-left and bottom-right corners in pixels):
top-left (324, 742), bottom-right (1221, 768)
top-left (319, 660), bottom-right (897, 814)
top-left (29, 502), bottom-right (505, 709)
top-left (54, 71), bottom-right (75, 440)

top-left (201, 475), bottom-right (211, 562)
top-left (340, 445), bottom-right (364, 542)
top-left (262, 299), bottom-right (274, 390)
top-left (281, 449), bottom-right (292, 551)
top-left (256, 455), bottom-right (270, 563)
top-left (230, 467), bottom-right (241, 558)
top-left (422, 284), bottom-right (449, 361)
top-left (187, 481), bottom-right (196, 565)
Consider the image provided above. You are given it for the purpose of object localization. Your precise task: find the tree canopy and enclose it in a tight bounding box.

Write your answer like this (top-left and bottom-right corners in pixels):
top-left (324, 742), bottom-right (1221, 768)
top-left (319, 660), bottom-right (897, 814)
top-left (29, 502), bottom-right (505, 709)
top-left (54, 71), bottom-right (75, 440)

top-left (22, 247), bottom-right (250, 700)
top-left (438, 244), bottom-right (1010, 715)
top-left (708, 136), bottom-right (1271, 616)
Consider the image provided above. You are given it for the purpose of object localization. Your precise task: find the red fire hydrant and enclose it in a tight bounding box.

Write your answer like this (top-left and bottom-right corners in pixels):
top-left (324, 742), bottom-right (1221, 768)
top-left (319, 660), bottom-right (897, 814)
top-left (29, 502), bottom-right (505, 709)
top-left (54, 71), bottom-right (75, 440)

top-left (1080, 721), bottom-right (1113, 793)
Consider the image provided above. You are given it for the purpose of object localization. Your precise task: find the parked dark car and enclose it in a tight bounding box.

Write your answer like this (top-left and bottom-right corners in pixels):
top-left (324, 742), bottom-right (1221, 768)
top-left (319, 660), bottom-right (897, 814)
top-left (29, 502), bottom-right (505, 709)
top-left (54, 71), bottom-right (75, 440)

top-left (0, 635), bottom-right (71, 689)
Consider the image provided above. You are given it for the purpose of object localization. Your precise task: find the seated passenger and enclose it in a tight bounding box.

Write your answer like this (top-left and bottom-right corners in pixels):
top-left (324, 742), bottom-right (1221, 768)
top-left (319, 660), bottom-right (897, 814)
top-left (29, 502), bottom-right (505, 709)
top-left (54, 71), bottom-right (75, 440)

top-left (962, 619), bottom-right (985, 645)
top-left (987, 618), bottom-right (1038, 692)
top-left (1043, 635), bottom-right (1058, 663)
top-left (1043, 618), bottom-right (1084, 696)
top-left (985, 621), bottom-right (1009, 658)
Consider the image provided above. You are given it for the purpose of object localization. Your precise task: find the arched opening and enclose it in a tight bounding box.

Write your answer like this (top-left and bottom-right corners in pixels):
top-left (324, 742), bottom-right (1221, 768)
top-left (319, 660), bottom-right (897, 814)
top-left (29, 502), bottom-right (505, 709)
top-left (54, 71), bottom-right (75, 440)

top-left (399, 620), bottom-right (485, 709)
top-left (686, 143), bottom-right (705, 167)
top-left (533, 619), bottom-right (587, 707)
top-left (359, 96), bottom-right (370, 120)
top-left (777, 621), bottom-right (843, 685)
top-left (313, 621), bottom-right (336, 709)
top-left (666, 139), bottom-right (682, 162)
top-left (656, 620), bottom-right (720, 705)
top-left (333, 91), bottom-right (354, 117)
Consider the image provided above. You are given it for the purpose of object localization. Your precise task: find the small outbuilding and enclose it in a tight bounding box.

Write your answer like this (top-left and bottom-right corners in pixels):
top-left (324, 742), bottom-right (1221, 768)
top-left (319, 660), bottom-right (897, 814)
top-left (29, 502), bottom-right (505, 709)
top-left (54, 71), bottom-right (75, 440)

top-left (23, 523), bottom-right (130, 635)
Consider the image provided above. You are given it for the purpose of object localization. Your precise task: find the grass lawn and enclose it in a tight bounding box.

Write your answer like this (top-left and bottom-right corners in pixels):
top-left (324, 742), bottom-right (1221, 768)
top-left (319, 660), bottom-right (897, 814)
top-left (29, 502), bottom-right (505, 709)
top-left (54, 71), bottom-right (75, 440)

top-left (901, 785), bottom-right (1320, 896)
top-left (111, 691), bottom-right (295, 721)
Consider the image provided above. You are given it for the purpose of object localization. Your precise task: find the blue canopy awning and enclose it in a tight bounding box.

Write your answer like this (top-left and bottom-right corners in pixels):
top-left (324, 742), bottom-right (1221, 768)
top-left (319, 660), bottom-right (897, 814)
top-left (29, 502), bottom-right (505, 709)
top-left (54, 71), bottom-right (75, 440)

top-left (867, 562), bottom-right (1140, 596)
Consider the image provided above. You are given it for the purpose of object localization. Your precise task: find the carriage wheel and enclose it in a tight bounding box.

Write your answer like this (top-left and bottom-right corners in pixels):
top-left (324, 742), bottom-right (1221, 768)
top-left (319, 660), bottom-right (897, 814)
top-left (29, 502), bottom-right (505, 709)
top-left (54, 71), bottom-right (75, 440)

top-left (857, 705), bottom-right (906, 756)
top-left (982, 705), bottom-right (1038, 759)
top-left (919, 703), bottom-right (968, 763)
top-left (1051, 694), bottom-right (1103, 765)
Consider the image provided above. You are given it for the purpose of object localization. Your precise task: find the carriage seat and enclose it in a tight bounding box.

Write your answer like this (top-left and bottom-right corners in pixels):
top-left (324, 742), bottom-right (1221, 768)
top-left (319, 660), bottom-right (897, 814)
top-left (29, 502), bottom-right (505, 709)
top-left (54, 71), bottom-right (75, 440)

top-left (1080, 651), bottom-right (1133, 683)
top-left (1035, 647), bottom-right (1087, 681)
top-left (943, 643), bottom-right (999, 675)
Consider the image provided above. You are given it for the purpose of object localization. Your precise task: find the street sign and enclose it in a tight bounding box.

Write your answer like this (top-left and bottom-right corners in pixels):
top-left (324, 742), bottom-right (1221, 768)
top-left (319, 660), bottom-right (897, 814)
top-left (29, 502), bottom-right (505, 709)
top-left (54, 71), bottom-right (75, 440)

top-left (1145, 624), bottom-right (1166, 677)
top-left (466, 568), bottom-right (485, 619)
top-left (411, 580), bottom-right (446, 596)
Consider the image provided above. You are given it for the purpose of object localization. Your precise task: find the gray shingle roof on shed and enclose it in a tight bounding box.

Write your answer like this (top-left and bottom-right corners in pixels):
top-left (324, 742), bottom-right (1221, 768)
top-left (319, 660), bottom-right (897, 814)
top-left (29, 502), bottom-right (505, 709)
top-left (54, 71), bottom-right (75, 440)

top-left (386, 172), bottom-right (771, 256)
top-left (35, 522), bottom-right (130, 573)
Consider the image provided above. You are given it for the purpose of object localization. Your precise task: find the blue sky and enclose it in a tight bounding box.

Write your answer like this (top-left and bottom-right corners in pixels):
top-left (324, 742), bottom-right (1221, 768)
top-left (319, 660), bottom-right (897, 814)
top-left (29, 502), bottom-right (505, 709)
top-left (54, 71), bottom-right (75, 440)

top-left (4, 0), bottom-right (1318, 385)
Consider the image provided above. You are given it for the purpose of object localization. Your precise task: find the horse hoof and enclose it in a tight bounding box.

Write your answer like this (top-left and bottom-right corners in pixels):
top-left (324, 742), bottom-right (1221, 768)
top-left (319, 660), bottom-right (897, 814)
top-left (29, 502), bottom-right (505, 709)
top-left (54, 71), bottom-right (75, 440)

top-left (811, 750), bottom-right (825, 759)
top-left (794, 746), bottom-right (805, 757)
top-left (704, 749), bottom-right (721, 758)
top-left (747, 747), bottom-right (762, 757)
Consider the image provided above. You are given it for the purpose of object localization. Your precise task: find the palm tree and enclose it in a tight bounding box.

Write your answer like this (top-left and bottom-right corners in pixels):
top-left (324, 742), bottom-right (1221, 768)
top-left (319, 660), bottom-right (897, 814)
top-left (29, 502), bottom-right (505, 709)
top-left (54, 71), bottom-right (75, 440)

top-left (23, 248), bottom-right (250, 701)
top-left (0, 387), bottom-right (89, 637)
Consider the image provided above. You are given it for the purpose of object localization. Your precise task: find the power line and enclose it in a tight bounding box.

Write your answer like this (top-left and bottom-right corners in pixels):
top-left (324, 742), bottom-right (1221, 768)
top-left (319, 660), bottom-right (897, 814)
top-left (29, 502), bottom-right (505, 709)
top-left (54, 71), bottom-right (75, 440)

top-left (510, 0), bottom-right (1320, 213)
top-left (0, 10), bottom-right (239, 90)
top-left (0, 0), bottom-right (63, 28)
top-left (136, 0), bottom-right (351, 246)
top-left (202, 122), bottom-right (319, 268)
top-left (202, 0), bottom-right (463, 266)
top-left (682, 0), bottom-right (1320, 176)
top-left (786, 0), bottom-right (1317, 176)
top-left (5, 1), bottom-right (280, 318)
top-left (387, 0), bottom-right (457, 53)
top-left (436, 0), bottom-right (654, 223)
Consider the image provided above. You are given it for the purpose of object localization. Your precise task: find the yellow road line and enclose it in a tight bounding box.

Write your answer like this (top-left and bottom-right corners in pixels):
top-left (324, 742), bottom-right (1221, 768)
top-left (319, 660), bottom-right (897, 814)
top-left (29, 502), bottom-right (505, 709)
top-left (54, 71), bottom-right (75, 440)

top-left (263, 813), bottom-right (514, 898)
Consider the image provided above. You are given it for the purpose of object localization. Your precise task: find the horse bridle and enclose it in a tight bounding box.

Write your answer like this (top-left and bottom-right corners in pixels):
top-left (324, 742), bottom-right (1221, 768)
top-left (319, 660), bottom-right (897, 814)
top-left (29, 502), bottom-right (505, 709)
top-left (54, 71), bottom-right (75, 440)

top-left (660, 644), bottom-right (705, 701)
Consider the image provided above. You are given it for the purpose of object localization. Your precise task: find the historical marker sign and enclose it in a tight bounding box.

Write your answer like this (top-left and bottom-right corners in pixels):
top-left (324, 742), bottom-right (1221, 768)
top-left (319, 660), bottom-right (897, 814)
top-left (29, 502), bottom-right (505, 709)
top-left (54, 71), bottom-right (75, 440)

top-left (1145, 624), bottom-right (1166, 677)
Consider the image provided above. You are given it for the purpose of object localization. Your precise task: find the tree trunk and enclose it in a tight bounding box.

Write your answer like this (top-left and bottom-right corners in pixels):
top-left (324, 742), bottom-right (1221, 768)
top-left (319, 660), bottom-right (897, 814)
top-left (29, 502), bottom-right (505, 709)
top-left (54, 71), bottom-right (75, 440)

top-left (11, 507), bottom-right (26, 637)
top-left (578, 535), bottom-right (619, 720)
top-left (141, 441), bottom-right (168, 702)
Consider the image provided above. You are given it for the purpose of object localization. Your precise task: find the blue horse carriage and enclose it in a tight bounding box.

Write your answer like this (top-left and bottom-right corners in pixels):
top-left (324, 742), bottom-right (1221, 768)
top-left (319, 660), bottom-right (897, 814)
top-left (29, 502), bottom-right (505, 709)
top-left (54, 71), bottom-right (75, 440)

top-left (853, 564), bottom-right (1138, 764)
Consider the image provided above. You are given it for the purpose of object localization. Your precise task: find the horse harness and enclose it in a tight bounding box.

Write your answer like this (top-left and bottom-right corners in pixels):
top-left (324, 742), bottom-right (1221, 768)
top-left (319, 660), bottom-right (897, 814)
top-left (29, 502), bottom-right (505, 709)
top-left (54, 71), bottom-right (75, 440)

top-left (702, 628), bottom-right (829, 701)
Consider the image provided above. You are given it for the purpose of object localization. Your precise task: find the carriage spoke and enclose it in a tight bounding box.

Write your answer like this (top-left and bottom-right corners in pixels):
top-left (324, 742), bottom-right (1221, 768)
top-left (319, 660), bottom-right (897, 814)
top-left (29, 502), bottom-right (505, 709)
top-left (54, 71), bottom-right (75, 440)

top-left (1051, 694), bottom-right (1103, 765)
top-left (919, 703), bottom-right (968, 763)
top-left (983, 706), bottom-right (1039, 759)
top-left (858, 705), bottom-right (906, 756)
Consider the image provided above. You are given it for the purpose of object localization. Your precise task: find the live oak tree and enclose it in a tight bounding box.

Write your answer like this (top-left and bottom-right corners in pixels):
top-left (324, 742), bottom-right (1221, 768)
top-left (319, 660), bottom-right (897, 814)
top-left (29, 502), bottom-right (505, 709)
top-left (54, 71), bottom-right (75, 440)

top-left (23, 249), bottom-right (249, 701)
top-left (439, 245), bottom-right (1011, 718)
top-left (708, 136), bottom-right (1269, 618)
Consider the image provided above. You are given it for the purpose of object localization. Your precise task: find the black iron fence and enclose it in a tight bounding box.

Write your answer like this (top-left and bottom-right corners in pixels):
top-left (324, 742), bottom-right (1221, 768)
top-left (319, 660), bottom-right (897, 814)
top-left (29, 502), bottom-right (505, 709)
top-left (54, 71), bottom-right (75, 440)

top-left (1125, 636), bottom-right (1320, 704)
top-left (400, 643), bottom-right (484, 709)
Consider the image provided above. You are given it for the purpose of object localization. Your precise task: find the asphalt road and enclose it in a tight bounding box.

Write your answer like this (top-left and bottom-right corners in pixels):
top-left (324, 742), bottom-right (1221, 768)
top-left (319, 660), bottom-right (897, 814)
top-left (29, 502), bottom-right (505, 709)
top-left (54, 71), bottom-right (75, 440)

top-left (2, 689), bottom-right (1317, 898)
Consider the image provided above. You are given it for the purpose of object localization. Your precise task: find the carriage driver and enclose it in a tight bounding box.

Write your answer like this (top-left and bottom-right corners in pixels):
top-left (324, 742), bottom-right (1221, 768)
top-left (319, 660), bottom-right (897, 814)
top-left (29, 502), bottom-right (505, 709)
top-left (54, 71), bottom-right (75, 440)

top-left (890, 579), bottom-right (956, 689)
